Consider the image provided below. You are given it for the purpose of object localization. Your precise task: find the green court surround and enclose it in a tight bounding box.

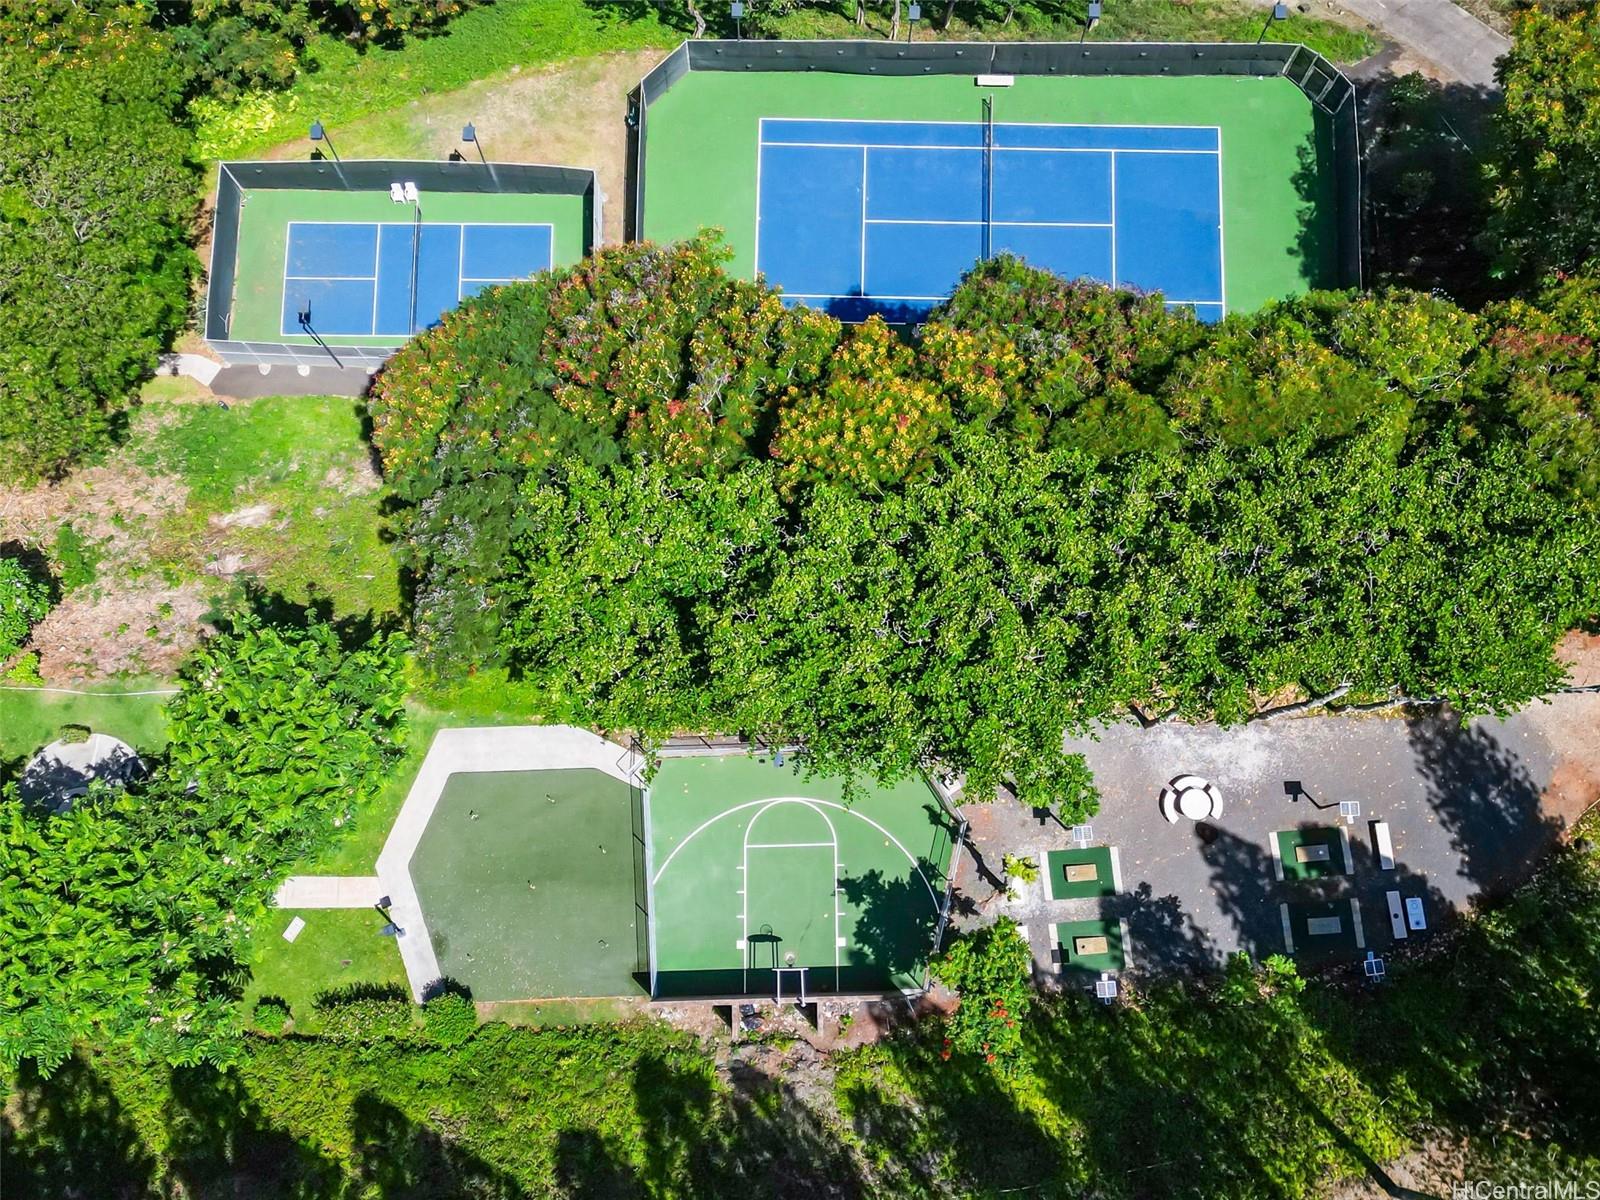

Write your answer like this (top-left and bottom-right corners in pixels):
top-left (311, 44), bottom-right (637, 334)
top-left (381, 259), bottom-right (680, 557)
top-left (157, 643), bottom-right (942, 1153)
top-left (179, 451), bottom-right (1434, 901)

top-left (646, 754), bottom-right (960, 999)
top-left (642, 69), bottom-right (1338, 316)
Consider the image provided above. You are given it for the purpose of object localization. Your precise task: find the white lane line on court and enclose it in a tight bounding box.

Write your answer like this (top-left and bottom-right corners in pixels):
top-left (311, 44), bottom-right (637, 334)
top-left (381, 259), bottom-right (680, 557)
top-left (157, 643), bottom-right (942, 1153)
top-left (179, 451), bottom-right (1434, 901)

top-left (740, 799), bottom-right (846, 985)
top-left (761, 115), bottom-right (1222, 134)
top-left (284, 274), bottom-right (377, 281)
top-left (754, 118), bottom-right (765, 280)
top-left (864, 219), bottom-right (1114, 228)
top-left (1216, 127), bottom-right (1228, 312)
top-left (761, 141), bottom-right (1218, 157)
top-left (370, 221), bottom-right (382, 334)
top-left (653, 796), bottom-right (941, 909)
top-left (1109, 150), bottom-right (1119, 289)
top-left (859, 145), bottom-right (869, 295)
top-left (747, 841), bottom-right (834, 849)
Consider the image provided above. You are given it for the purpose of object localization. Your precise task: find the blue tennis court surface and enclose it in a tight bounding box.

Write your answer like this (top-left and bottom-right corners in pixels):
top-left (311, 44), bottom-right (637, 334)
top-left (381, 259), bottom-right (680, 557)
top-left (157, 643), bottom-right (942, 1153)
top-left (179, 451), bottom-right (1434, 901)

top-left (282, 221), bottom-right (553, 337)
top-left (756, 118), bottom-right (1224, 322)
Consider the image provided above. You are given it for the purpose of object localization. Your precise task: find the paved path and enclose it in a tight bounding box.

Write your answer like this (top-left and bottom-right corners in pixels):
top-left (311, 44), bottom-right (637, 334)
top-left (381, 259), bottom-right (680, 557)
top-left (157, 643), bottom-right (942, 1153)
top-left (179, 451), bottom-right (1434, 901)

top-left (274, 875), bottom-right (386, 909)
top-left (1339, 0), bottom-right (1510, 86)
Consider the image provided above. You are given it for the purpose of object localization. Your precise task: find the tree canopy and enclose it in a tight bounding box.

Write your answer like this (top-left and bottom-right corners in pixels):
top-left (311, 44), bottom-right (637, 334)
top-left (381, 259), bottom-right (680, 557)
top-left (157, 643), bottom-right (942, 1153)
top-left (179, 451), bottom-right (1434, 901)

top-left (0, 613), bottom-right (408, 1074)
top-left (0, 23), bottom-right (198, 482)
top-left (371, 239), bottom-right (1600, 811)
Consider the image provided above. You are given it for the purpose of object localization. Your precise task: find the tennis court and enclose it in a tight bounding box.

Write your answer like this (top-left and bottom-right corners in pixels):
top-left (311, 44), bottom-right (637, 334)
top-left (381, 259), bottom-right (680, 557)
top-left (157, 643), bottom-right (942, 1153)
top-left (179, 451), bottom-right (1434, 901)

top-left (640, 67), bottom-right (1345, 320)
top-left (757, 116), bottom-right (1223, 320)
top-left (213, 166), bottom-right (591, 353)
top-left (280, 220), bottom-right (552, 337)
top-left (646, 754), bottom-right (962, 999)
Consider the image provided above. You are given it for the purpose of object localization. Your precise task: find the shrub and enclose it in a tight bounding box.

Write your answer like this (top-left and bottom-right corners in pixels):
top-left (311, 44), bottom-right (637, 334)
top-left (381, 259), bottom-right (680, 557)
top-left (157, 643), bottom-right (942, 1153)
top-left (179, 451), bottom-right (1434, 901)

top-left (3, 651), bottom-right (43, 686)
top-left (313, 984), bottom-right (417, 1043)
top-left (252, 995), bottom-right (291, 1035)
top-left (931, 917), bottom-right (1034, 1073)
top-left (56, 725), bottom-right (91, 745)
top-left (421, 991), bottom-right (477, 1047)
top-left (0, 555), bottom-right (52, 660)
top-left (1051, 753), bottom-right (1102, 826)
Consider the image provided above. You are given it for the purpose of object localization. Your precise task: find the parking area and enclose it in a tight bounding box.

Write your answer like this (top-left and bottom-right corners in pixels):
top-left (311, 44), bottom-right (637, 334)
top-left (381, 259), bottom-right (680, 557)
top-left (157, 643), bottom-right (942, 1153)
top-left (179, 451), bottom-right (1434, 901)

top-left (962, 694), bottom-right (1599, 981)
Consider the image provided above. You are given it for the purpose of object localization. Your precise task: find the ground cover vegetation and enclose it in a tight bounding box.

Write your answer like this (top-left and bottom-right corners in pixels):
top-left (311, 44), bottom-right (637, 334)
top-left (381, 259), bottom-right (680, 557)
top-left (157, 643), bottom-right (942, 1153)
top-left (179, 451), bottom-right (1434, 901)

top-left (371, 236), bottom-right (1600, 818)
top-left (0, 611), bottom-right (408, 1074)
top-left (4, 831), bottom-right (1595, 1196)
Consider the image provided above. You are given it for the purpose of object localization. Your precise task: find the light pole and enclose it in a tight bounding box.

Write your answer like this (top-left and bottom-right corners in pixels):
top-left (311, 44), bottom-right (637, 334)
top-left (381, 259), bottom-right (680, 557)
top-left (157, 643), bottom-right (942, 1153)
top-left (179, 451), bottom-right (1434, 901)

top-left (731, 0), bottom-right (743, 38)
top-left (1081, 1), bottom-right (1101, 43)
top-left (907, 2), bottom-right (920, 43)
top-left (309, 119), bottom-right (340, 162)
top-left (1257, 1), bottom-right (1289, 43)
top-left (462, 122), bottom-right (488, 165)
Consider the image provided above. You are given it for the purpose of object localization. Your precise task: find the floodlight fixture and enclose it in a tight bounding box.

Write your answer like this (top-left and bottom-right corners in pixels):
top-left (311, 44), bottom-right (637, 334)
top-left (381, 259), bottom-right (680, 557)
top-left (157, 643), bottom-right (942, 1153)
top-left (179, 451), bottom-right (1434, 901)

top-left (309, 118), bottom-right (340, 162)
top-left (462, 122), bottom-right (477, 143)
top-left (1258, 1), bottom-right (1290, 41)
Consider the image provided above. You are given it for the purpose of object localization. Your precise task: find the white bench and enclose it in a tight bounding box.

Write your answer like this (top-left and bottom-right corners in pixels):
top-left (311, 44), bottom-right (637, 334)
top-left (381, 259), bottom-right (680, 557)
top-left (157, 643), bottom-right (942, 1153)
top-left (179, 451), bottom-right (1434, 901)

top-left (1372, 821), bottom-right (1395, 871)
top-left (1386, 890), bottom-right (1408, 940)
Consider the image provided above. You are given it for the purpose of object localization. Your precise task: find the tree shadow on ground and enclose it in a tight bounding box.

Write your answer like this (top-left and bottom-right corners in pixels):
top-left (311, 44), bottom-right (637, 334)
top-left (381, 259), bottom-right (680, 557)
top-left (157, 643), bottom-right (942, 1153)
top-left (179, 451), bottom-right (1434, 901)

top-left (1406, 709), bottom-right (1563, 896)
top-left (1105, 880), bottom-right (1220, 977)
top-left (164, 1063), bottom-right (345, 1198)
top-left (1356, 66), bottom-right (1502, 305)
top-left (553, 1128), bottom-right (644, 1199)
top-left (1, 1054), bottom-right (159, 1200)
top-left (837, 864), bottom-right (943, 991)
top-left (347, 1093), bottom-right (530, 1199)
top-left (1199, 822), bottom-right (1288, 960)
top-left (631, 1051), bottom-right (867, 1197)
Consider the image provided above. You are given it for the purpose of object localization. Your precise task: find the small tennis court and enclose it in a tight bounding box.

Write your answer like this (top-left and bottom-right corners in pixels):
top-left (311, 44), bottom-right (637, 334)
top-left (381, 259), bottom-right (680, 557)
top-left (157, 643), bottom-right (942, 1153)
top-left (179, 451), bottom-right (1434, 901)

top-left (758, 115), bottom-right (1223, 320)
top-left (646, 754), bottom-right (962, 1000)
top-left (281, 220), bottom-right (552, 337)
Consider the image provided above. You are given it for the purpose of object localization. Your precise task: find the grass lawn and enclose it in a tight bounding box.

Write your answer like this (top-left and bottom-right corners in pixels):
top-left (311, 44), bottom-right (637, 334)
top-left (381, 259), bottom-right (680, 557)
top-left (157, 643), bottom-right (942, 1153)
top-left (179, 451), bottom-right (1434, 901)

top-left (193, 0), bottom-right (682, 158)
top-left (131, 393), bottom-right (400, 621)
top-left (759, 0), bottom-right (1373, 61)
top-left (0, 685), bottom-right (172, 770)
top-left (298, 673), bottom-right (585, 876)
top-left (244, 907), bottom-right (408, 1031)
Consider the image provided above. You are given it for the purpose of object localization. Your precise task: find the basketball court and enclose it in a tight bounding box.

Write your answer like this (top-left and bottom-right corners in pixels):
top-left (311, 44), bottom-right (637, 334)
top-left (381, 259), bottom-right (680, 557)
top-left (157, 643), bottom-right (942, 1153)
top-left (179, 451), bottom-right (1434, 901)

top-left (645, 752), bottom-right (963, 1000)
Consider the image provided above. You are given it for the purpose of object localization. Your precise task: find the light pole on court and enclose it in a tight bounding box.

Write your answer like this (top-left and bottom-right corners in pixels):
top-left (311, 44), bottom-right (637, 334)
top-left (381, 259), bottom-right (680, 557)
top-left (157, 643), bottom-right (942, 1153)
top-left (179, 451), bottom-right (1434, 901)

top-left (907, 3), bottom-right (920, 43)
top-left (1257, 1), bottom-right (1289, 43)
top-left (731, 1), bottom-right (743, 39)
top-left (1081, 1), bottom-right (1101, 43)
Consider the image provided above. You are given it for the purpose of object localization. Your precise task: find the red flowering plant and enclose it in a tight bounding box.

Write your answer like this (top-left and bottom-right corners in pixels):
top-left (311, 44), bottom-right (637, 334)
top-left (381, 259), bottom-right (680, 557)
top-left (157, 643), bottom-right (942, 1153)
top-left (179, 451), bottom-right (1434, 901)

top-left (930, 916), bottom-right (1034, 1075)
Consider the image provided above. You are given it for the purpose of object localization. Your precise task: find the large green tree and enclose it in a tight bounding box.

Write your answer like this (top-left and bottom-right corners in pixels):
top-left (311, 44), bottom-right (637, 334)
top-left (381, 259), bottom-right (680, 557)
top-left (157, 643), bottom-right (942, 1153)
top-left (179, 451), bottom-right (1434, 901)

top-left (0, 613), bottom-right (407, 1073)
top-left (1488, 3), bottom-right (1600, 281)
top-left (0, 24), bottom-right (197, 481)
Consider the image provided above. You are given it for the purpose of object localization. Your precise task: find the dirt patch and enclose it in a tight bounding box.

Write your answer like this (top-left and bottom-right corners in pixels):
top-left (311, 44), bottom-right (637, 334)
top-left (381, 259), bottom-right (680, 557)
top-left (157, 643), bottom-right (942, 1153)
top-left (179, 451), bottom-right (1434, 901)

top-left (212, 503), bottom-right (275, 530)
top-left (254, 50), bottom-right (664, 247)
top-left (0, 464), bottom-right (188, 553)
top-left (322, 457), bottom-right (382, 497)
top-left (1556, 629), bottom-right (1600, 689)
top-left (28, 583), bottom-right (213, 681)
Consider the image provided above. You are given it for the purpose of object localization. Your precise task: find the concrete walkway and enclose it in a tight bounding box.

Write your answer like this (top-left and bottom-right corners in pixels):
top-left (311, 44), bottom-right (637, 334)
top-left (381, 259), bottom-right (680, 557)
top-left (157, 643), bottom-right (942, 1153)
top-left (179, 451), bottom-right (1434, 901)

top-left (1339, 0), bottom-right (1510, 86)
top-left (274, 875), bottom-right (386, 909)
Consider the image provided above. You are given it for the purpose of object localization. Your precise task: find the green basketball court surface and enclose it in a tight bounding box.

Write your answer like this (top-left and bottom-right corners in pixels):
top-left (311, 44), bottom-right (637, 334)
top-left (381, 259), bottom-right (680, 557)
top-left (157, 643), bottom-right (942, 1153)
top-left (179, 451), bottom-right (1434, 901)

top-left (641, 69), bottom-right (1338, 318)
top-left (646, 753), bottom-right (961, 999)
top-left (408, 769), bottom-right (644, 1002)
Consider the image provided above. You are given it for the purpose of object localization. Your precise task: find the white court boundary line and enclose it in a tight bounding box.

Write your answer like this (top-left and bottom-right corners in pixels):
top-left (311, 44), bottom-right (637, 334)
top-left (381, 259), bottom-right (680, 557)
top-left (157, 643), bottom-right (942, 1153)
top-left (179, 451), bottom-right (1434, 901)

top-left (651, 794), bottom-right (941, 909)
top-left (279, 220), bottom-right (555, 338)
top-left (754, 116), bottom-right (1225, 315)
top-left (738, 799), bottom-right (844, 992)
